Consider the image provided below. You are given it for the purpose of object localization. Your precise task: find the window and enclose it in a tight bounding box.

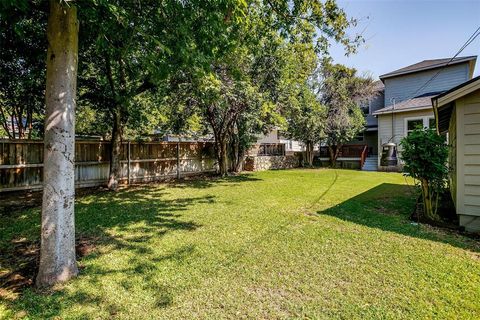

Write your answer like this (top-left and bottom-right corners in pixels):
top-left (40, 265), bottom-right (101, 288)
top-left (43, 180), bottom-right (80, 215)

top-left (355, 132), bottom-right (365, 141)
top-left (407, 119), bottom-right (423, 135)
top-left (405, 116), bottom-right (436, 135)
top-left (360, 99), bottom-right (370, 116)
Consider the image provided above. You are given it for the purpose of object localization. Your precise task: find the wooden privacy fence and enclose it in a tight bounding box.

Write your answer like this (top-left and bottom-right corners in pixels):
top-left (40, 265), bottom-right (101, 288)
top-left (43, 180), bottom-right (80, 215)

top-left (0, 139), bottom-right (216, 192)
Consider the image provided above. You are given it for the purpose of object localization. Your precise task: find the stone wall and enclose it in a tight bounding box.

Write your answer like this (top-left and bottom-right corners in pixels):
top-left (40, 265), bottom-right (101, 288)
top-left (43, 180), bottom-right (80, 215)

top-left (244, 155), bottom-right (300, 171)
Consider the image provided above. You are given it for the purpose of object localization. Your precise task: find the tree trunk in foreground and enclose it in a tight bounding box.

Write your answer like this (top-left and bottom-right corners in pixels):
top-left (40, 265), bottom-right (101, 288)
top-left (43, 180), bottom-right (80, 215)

top-left (37, 0), bottom-right (79, 287)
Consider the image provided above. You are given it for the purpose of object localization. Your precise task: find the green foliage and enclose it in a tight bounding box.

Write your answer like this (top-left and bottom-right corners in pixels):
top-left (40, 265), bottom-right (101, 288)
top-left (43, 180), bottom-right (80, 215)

top-left (0, 0), bottom-right (46, 138)
top-left (400, 128), bottom-right (449, 220)
top-left (318, 58), bottom-right (375, 164)
top-left (284, 83), bottom-right (325, 166)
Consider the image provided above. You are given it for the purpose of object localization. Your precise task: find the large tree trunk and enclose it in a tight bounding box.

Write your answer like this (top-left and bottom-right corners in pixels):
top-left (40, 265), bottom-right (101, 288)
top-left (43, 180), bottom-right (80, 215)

top-left (108, 108), bottom-right (123, 190)
top-left (234, 148), bottom-right (245, 173)
top-left (328, 144), bottom-right (341, 167)
top-left (230, 130), bottom-right (245, 173)
top-left (217, 139), bottom-right (229, 177)
top-left (305, 141), bottom-right (314, 167)
top-left (37, 0), bottom-right (79, 287)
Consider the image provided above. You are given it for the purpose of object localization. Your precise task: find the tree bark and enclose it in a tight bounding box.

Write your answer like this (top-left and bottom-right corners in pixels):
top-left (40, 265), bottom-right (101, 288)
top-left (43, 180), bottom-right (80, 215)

top-left (229, 127), bottom-right (245, 173)
top-left (305, 141), bottom-right (314, 167)
top-left (108, 107), bottom-right (123, 190)
top-left (328, 144), bottom-right (341, 167)
top-left (37, 0), bottom-right (79, 287)
top-left (217, 138), bottom-right (228, 177)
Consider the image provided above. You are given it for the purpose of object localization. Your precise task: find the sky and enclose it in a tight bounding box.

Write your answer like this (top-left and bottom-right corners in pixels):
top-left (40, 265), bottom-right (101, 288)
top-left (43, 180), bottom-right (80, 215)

top-left (329, 0), bottom-right (480, 80)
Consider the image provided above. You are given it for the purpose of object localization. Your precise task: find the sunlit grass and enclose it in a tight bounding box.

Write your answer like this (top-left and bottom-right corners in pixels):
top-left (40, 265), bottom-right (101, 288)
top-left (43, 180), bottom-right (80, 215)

top-left (1, 169), bottom-right (479, 319)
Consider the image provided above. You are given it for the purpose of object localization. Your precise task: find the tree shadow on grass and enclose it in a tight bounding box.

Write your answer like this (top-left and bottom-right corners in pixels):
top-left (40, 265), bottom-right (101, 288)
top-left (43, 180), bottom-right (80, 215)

top-left (0, 185), bottom-right (221, 318)
top-left (316, 183), bottom-right (480, 253)
top-left (166, 173), bottom-right (262, 189)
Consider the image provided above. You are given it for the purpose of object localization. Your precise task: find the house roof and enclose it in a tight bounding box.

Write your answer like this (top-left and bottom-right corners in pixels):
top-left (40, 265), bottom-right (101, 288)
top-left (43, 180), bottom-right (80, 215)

top-left (432, 75), bottom-right (480, 133)
top-left (372, 92), bottom-right (441, 116)
top-left (379, 56), bottom-right (477, 80)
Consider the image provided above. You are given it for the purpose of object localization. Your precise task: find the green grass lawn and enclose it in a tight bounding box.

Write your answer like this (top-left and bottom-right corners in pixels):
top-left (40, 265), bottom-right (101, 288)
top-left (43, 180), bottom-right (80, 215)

top-left (1, 169), bottom-right (479, 319)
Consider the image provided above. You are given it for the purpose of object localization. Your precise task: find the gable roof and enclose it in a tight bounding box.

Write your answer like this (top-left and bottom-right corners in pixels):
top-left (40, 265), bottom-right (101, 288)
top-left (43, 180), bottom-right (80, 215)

top-left (380, 56), bottom-right (477, 80)
top-left (432, 75), bottom-right (480, 133)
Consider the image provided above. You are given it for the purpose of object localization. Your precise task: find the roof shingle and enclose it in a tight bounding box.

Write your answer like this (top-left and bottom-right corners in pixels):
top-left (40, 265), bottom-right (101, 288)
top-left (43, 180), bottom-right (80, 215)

top-left (379, 56), bottom-right (477, 79)
top-left (372, 92), bottom-right (441, 115)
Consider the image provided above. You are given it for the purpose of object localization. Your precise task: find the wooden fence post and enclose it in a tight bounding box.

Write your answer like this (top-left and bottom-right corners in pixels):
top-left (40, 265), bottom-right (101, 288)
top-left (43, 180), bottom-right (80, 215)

top-left (176, 142), bottom-right (180, 179)
top-left (127, 141), bottom-right (131, 185)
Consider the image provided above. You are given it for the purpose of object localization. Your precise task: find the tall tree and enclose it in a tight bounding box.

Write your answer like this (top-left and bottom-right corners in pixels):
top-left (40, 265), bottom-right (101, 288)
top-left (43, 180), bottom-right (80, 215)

top-left (36, 0), bottom-right (79, 287)
top-left (277, 34), bottom-right (324, 167)
top-left (318, 59), bottom-right (375, 166)
top-left (195, 61), bottom-right (258, 176)
top-left (166, 0), bottom-right (362, 175)
top-left (78, 0), bottom-right (247, 188)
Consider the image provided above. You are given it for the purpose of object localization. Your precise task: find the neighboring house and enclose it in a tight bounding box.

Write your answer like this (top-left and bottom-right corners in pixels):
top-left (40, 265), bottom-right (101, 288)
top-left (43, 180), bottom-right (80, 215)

top-left (348, 80), bottom-right (385, 157)
top-left (372, 56), bottom-right (477, 170)
top-left (256, 128), bottom-right (305, 153)
top-left (432, 75), bottom-right (480, 232)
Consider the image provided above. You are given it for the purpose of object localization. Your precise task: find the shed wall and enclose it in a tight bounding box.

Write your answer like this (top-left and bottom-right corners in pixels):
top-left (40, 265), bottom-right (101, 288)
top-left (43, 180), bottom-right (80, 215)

top-left (457, 90), bottom-right (480, 231)
top-left (448, 106), bottom-right (457, 206)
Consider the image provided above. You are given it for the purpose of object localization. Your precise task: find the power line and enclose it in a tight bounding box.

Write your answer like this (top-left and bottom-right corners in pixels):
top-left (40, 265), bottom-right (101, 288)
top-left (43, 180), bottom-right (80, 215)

top-left (400, 26), bottom-right (480, 105)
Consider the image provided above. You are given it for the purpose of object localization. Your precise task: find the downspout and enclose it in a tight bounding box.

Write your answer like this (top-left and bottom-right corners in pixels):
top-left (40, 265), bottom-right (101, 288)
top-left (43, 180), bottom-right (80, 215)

top-left (389, 98), bottom-right (396, 143)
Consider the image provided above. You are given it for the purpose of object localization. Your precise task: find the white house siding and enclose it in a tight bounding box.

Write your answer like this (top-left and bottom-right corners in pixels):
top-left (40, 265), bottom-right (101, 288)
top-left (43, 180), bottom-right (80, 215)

top-left (377, 109), bottom-right (435, 168)
top-left (256, 128), bottom-right (306, 153)
top-left (256, 129), bottom-right (279, 144)
top-left (456, 90), bottom-right (480, 231)
top-left (279, 139), bottom-right (304, 152)
top-left (384, 63), bottom-right (470, 104)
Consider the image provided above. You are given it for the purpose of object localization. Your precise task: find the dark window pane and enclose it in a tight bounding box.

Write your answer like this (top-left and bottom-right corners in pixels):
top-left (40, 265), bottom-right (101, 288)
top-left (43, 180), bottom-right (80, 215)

top-left (407, 119), bottom-right (423, 131)
top-left (429, 118), bottom-right (436, 128)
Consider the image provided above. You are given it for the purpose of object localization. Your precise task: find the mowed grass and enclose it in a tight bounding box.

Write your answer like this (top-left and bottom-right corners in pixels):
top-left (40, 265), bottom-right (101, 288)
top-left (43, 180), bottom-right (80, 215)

top-left (1, 169), bottom-right (479, 319)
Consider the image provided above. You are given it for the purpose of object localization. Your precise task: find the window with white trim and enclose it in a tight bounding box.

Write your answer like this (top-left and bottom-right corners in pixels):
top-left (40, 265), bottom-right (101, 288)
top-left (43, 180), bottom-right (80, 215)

top-left (405, 116), bottom-right (435, 135)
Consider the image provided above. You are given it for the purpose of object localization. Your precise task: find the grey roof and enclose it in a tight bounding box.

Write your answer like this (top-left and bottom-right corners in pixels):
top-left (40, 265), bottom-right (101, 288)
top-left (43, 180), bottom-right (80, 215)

top-left (373, 92), bottom-right (441, 115)
top-left (379, 56), bottom-right (477, 80)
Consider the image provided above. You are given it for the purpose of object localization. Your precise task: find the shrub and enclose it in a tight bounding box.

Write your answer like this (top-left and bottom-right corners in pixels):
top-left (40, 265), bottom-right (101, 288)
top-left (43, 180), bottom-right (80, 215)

top-left (400, 128), bottom-right (448, 221)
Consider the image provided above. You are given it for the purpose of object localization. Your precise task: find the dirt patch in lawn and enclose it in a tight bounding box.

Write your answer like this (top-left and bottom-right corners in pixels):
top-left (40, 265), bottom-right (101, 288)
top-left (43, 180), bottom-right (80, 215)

top-left (0, 188), bottom-right (111, 217)
top-left (0, 236), bottom-right (97, 300)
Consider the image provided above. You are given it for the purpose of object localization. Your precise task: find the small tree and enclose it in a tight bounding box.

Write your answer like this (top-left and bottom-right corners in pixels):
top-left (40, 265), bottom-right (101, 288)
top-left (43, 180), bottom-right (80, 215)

top-left (284, 85), bottom-right (325, 167)
top-left (400, 128), bottom-right (448, 221)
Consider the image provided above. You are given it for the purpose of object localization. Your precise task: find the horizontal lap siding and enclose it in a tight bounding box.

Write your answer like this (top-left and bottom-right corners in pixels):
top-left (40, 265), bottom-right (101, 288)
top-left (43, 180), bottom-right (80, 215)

top-left (384, 63), bottom-right (470, 103)
top-left (377, 109), bottom-right (434, 166)
top-left (459, 90), bottom-right (480, 218)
